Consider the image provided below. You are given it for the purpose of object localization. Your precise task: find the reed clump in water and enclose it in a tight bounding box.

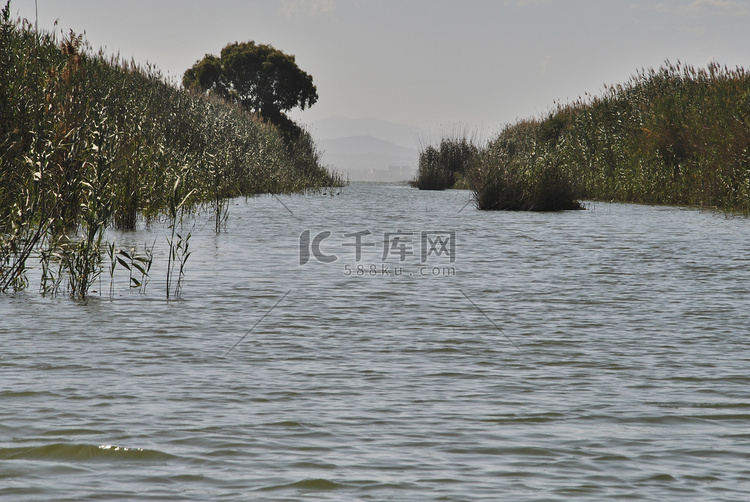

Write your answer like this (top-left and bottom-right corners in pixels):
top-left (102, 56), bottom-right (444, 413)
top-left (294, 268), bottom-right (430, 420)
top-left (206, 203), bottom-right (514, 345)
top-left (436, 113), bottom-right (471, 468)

top-left (468, 119), bottom-right (583, 211)
top-left (412, 125), bottom-right (582, 210)
top-left (0, 2), bottom-right (342, 297)
top-left (471, 60), bottom-right (750, 213)
top-left (411, 136), bottom-right (479, 190)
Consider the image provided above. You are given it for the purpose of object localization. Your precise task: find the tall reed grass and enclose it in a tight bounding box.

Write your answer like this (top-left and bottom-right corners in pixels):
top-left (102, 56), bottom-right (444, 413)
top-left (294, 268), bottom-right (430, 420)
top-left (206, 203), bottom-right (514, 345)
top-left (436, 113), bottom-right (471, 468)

top-left (411, 135), bottom-right (479, 190)
top-left (411, 125), bottom-right (582, 210)
top-left (0, 3), bottom-right (341, 297)
top-left (469, 60), bottom-right (750, 213)
top-left (468, 120), bottom-right (583, 211)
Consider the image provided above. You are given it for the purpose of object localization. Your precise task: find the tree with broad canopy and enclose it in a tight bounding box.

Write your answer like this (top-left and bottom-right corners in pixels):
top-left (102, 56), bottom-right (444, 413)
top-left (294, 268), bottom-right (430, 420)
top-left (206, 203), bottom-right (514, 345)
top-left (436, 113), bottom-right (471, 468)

top-left (183, 41), bottom-right (318, 130)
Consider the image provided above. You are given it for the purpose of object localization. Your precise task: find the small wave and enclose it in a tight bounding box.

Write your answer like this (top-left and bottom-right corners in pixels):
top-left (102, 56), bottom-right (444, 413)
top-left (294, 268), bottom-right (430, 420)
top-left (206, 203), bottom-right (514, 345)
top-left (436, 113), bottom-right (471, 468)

top-left (0, 390), bottom-right (61, 399)
top-left (264, 420), bottom-right (307, 428)
top-left (650, 401), bottom-right (750, 409)
top-left (0, 443), bottom-right (176, 462)
top-left (40, 428), bottom-right (104, 437)
top-left (482, 416), bottom-right (560, 424)
top-left (260, 478), bottom-right (345, 491)
top-left (639, 473), bottom-right (677, 482)
top-left (289, 461), bottom-right (338, 470)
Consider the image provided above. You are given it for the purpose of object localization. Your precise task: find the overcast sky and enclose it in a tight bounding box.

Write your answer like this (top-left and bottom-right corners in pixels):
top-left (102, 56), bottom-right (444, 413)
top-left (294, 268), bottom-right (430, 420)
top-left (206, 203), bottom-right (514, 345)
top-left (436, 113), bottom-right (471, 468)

top-left (10, 0), bottom-right (750, 135)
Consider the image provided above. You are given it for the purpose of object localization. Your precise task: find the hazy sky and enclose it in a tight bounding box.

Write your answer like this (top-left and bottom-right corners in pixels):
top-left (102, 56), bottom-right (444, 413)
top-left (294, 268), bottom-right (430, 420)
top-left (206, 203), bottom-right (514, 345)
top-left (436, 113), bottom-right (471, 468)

top-left (10, 0), bottom-right (750, 134)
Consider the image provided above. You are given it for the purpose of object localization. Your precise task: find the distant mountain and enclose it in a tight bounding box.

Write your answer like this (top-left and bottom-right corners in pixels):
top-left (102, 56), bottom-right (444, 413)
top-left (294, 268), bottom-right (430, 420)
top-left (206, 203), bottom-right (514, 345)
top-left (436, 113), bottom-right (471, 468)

top-left (308, 116), bottom-right (430, 150)
top-left (317, 135), bottom-right (418, 182)
top-left (305, 117), bottom-right (429, 181)
top-left (319, 135), bottom-right (416, 157)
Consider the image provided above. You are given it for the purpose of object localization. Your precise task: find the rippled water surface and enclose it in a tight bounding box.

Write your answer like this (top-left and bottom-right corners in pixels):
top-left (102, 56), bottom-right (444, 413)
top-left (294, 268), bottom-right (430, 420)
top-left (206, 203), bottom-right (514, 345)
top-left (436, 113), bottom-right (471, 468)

top-left (3, 183), bottom-right (750, 500)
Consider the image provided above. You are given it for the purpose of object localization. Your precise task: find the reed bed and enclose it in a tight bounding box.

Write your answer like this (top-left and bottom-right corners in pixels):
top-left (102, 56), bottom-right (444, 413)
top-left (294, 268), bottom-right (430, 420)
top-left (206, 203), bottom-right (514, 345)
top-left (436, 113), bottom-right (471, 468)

top-left (555, 61), bottom-right (750, 213)
top-left (411, 124), bottom-right (582, 210)
top-left (418, 61), bottom-right (750, 213)
top-left (468, 120), bottom-right (583, 211)
top-left (411, 135), bottom-right (479, 190)
top-left (467, 60), bottom-right (750, 212)
top-left (0, 4), bottom-right (341, 297)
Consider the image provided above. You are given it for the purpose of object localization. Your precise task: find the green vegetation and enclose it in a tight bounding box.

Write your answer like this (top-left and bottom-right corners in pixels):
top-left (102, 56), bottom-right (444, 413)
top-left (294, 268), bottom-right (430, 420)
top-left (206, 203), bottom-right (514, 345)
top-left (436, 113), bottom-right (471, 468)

top-left (545, 61), bottom-right (750, 213)
top-left (0, 2), bottom-right (340, 297)
top-left (410, 137), bottom-right (479, 190)
top-left (411, 127), bottom-right (581, 210)
top-left (183, 40), bottom-right (318, 142)
top-left (468, 120), bottom-right (583, 211)
top-left (419, 61), bottom-right (750, 213)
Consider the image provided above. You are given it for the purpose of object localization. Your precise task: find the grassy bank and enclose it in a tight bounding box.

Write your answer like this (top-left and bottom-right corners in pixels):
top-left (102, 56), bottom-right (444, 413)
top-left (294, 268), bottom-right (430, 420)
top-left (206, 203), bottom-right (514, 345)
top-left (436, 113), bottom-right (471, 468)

top-left (0, 4), bottom-right (341, 296)
top-left (545, 60), bottom-right (750, 213)
top-left (416, 61), bottom-right (750, 213)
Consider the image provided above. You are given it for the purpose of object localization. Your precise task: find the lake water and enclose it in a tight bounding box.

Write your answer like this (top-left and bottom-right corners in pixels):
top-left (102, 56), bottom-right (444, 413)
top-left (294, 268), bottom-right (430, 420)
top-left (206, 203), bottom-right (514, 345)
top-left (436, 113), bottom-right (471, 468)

top-left (2, 183), bottom-right (750, 500)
